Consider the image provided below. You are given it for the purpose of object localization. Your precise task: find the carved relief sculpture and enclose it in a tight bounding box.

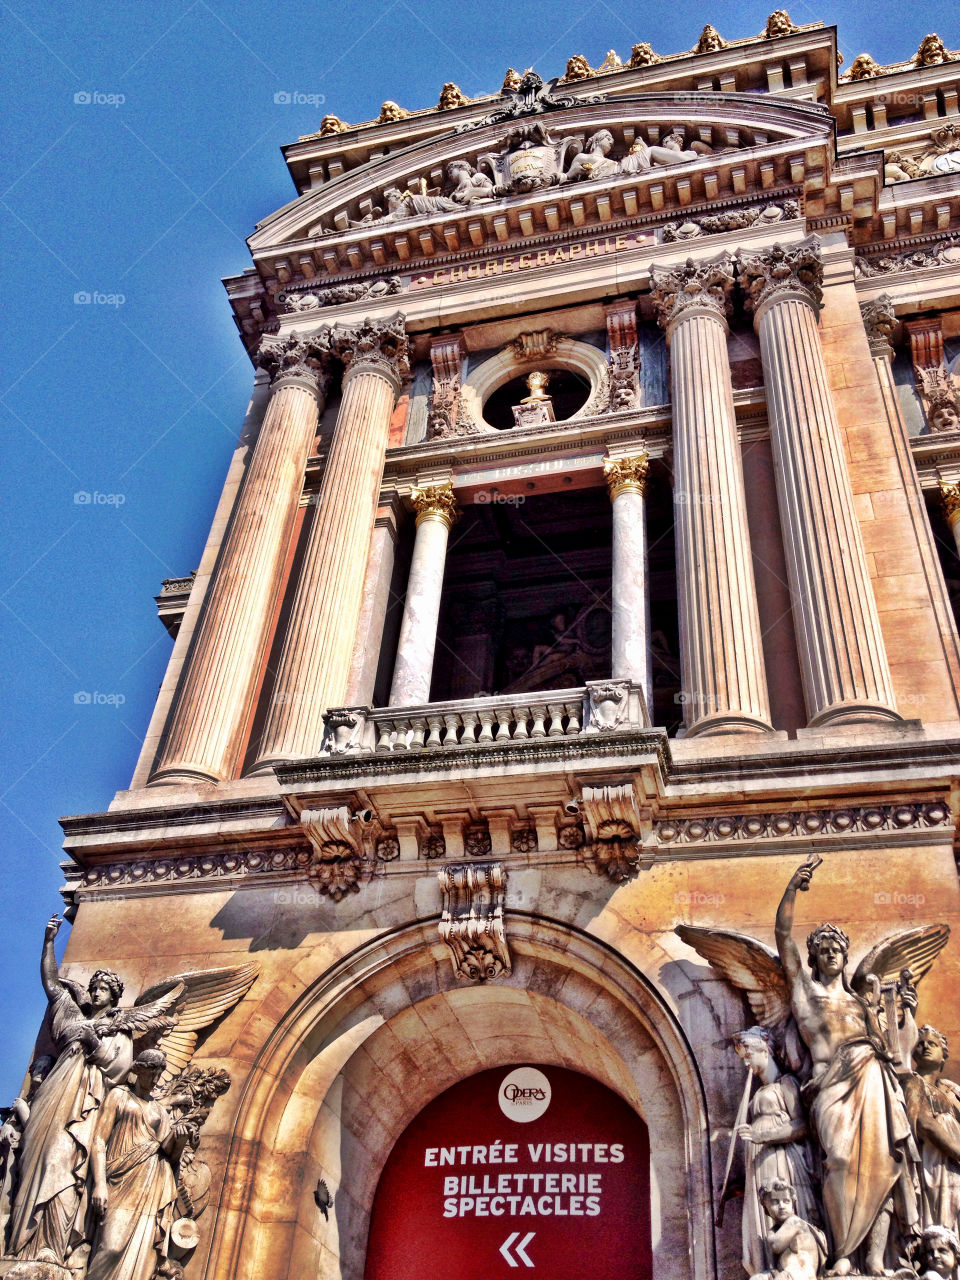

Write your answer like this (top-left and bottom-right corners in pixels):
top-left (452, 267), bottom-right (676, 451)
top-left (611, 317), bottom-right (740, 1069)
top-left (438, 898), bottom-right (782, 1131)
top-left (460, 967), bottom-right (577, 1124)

top-left (427, 333), bottom-right (481, 438)
top-left (577, 784), bottom-right (642, 882)
top-left (915, 35), bottom-right (954, 67)
top-left (749, 1180), bottom-right (828, 1280)
top-left (916, 1226), bottom-right (960, 1279)
top-left (604, 301), bottom-right (642, 410)
top-left (694, 24), bottom-right (727, 53)
top-left (846, 53), bottom-right (881, 79)
top-left (903, 1026), bottom-right (960, 1235)
top-left (628, 42), bottom-right (661, 66)
top-left (301, 806), bottom-right (373, 901)
top-left (762, 10), bottom-right (799, 38)
top-left (444, 160), bottom-right (496, 205)
top-left (437, 82), bottom-right (466, 109)
top-left (677, 857), bottom-right (953, 1275)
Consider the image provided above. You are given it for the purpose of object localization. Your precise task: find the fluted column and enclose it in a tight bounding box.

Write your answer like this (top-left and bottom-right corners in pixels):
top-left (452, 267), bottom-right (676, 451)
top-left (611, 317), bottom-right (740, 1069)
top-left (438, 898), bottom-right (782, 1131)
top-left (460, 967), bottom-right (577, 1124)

top-left (252, 315), bottom-right (409, 770)
top-left (940, 482), bottom-right (960, 557)
top-left (604, 454), bottom-right (653, 717)
top-left (740, 240), bottom-right (900, 725)
top-left (651, 255), bottom-right (774, 736)
top-left (388, 482), bottom-right (459, 706)
top-left (150, 335), bottom-right (331, 785)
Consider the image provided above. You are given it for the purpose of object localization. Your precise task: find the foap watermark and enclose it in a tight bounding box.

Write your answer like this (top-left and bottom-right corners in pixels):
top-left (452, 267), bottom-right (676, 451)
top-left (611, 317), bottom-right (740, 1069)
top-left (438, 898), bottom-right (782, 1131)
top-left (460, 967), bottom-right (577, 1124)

top-left (74, 290), bottom-right (125, 307)
top-left (74, 90), bottom-right (125, 107)
top-left (874, 889), bottom-right (926, 907)
top-left (74, 491), bottom-right (125, 506)
top-left (74, 691), bottom-right (126, 707)
top-left (474, 490), bottom-right (525, 507)
top-left (273, 888), bottom-right (318, 906)
top-left (674, 490), bottom-right (725, 506)
top-left (675, 890), bottom-right (726, 906)
top-left (274, 91), bottom-right (326, 107)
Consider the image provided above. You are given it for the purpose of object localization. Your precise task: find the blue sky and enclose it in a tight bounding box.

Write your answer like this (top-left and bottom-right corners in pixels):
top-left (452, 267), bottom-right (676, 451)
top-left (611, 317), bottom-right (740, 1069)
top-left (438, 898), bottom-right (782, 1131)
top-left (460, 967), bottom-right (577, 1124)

top-left (1, 0), bottom-right (956, 1100)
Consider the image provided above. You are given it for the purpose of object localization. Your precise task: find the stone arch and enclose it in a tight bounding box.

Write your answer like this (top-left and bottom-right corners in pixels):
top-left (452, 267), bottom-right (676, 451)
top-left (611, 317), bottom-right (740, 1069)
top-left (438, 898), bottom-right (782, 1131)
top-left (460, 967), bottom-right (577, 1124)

top-left (207, 914), bottom-right (715, 1280)
top-left (460, 336), bottom-right (609, 429)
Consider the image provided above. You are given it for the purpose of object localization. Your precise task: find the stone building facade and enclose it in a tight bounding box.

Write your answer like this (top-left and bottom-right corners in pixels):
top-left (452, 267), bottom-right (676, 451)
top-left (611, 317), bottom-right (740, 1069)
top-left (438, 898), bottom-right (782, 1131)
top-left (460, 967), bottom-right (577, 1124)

top-left (4, 15), bottom-right (960, 1280)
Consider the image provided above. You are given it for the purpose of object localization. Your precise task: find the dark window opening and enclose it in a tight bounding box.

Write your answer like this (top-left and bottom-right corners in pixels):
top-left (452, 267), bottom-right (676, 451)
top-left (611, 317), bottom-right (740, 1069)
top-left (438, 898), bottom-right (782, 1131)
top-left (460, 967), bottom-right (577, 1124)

top-left (483, 369), bottom-right (592, 430)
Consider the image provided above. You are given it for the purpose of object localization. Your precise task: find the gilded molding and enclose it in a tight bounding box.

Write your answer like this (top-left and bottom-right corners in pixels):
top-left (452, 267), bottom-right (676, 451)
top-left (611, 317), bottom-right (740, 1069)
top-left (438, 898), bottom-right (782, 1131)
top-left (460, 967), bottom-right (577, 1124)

top-left (738, 237), bottom-right (824, 319)
top-left (649, 253), bottom-right (735, 333)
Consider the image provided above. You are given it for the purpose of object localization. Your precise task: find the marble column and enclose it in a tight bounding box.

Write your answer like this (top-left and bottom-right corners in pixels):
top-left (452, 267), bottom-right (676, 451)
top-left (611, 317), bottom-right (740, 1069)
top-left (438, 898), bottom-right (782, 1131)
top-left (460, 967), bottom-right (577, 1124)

top-left (345, 495), bottom-right (403, 706)
top-left (740, 240), bottom-right (900, 725)
top-left (389, 482), bottom-right (459, 706)
top-left (251, 315), bottom-right (409, 771)
top-left (603, 453), bottom-right (653, 717)
top-left (150, 334), bottom-right (331, 785)
top-left (651, 254), bottom-right (774, 736)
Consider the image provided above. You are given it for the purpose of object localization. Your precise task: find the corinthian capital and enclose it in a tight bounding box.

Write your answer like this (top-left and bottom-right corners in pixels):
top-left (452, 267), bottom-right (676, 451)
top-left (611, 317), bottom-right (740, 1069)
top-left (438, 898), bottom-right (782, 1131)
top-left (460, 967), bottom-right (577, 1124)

top-left (257, 331), bottom-right (333, 395)
top-left (332, 312), bottom-right (410, 389)
top-left (939, 480), bottom-right (960, 521)
top-left (411, 481), bottom-right (459, 528)
top-left (603, 453), bottom-right (649, 499)
top-left (860, 294), bottom-right (899, 357)
top-left (650, 254), bottom-right (735, 334)
top-left (738, 237), bottom-right (823, 319)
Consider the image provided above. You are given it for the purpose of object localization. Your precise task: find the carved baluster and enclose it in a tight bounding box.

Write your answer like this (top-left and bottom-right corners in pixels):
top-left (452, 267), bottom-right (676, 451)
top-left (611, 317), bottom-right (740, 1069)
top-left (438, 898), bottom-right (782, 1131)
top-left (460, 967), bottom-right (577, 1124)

top-left (546, 702), bottom-right (567, 736)
top-left (424, 715), bottom-right (444, 749)
top-left (511, 707), bottom-right (530, 738)
top-left (477, 709), bottom-right (496, 742)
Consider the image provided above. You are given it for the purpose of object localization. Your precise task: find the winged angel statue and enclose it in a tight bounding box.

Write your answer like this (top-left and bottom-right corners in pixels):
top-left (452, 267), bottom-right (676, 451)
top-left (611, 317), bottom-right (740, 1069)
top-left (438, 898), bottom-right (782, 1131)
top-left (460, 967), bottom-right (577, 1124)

top-left (3, 915), bottom-right (257, 1280)
top-left (676, 856), bottom-right (952, 1278)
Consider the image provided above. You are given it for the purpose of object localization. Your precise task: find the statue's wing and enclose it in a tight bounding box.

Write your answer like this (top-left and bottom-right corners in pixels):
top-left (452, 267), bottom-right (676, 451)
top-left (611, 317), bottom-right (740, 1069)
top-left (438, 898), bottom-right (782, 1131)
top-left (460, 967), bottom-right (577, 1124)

top-left (674, 926), bottom-right (791, 1029)
top-left (137, 964), bottom-right (258, 1082)
top-left (850, 924), bottom-right (950, 995)
top-left (105, 982), bottom-right (184, 1034)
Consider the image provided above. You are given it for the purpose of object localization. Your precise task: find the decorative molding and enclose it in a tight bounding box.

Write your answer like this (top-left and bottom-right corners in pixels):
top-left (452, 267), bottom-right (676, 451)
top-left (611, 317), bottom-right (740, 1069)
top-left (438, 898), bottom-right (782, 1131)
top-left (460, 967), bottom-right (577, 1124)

top-left (661, 199), bottom-right (800, 242)
top-left (438, 863), bottom-right (511, 981)
top-left (256, 333), bottom-right (332, 394)
top-left (603, 454), bottom-right (649, 500)
top-left (301, 806), bottom-right (372, 901)
top-left (655, 800), bottom-right (951, 846)
top-left (650, 253), bottom-right (735, 333)
top-left (279, 277), bottom-right (402, 311)
top-left (855, 240), bottom-right (960, 278)
top-left (738, 236), bottom-right (823, 317)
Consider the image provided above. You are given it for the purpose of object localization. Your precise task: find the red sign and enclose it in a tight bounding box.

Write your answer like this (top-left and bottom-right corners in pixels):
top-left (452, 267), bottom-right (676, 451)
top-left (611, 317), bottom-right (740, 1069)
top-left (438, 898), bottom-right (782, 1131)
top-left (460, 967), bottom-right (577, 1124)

top-left (364, 1064), bottom-right (652, 1280)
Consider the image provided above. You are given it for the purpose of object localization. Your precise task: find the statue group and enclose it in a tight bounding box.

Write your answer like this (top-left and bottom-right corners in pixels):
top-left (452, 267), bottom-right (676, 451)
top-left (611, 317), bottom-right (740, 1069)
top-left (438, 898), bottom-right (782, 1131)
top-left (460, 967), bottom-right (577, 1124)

top-left (679, 858), bottom-right (960, 1278)
top-left (0, 917), bottom-right (256, 1280)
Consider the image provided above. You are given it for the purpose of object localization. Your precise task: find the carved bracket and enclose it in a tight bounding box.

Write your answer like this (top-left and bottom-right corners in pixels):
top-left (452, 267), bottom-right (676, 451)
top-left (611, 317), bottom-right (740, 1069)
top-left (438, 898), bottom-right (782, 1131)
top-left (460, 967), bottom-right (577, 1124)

top-left (577, 783), bottom-right (643, 882)
top-left (301, 805), bottom-right (373, 900)
top-left (604, 301), bottom-right (642, 411)
top-left (427, 334), bottom-right (480, 439)
top-left (906, 317), bottom-right (960, 433)
top-left (438, 863), bottom-right (511, 981)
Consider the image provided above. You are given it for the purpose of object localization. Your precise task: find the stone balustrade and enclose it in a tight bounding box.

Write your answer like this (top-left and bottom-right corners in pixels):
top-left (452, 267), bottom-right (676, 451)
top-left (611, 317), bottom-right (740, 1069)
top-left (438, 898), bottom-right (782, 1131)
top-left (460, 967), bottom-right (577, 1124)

top-left (321, 679), bottom-right (648, 756)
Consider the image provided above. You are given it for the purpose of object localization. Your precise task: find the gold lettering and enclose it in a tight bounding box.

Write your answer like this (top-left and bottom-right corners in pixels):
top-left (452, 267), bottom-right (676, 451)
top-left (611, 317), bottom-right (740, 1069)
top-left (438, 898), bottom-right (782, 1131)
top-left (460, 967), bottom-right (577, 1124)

top-left (502, 257), bottom-right (516, 272)
top-left (552, 247), bottom-right (567, 263)
top-left (584, 241), bottom-right (600, 257)
top-left (616, 235), bottom-right (628, 251)
top-left (519, 253), bottom-right (533, 268)
top-left (485, 260), bottom-right (501, 276)
top-left (433, 270), bottom-right (448, 285)
top-left (449, 267), bottom-right (465, 282)
top-left (536, 251), bottom-right (551, 266)
top-left (569, 244), bottom-right (584, 259)
top-left (467, 264), bottom-right (482, 279)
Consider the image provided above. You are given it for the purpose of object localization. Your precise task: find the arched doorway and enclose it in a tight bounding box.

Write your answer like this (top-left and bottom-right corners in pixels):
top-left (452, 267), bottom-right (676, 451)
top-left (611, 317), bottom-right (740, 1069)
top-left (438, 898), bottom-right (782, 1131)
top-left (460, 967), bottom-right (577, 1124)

top-left (364, 1064), bottom-right (652, 1280)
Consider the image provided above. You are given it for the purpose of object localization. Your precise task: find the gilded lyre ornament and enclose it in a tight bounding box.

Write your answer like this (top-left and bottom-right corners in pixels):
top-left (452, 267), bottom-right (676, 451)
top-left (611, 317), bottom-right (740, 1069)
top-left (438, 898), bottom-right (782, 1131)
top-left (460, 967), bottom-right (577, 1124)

top-left (676, 857), bottom-right (952, 1275)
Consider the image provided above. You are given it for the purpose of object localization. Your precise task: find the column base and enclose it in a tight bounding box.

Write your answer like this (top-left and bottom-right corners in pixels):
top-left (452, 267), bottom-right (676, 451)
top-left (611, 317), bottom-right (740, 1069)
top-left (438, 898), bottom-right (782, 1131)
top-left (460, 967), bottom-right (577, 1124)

top-left (147, 764), bottom-right (221, 787)
top-left (681, 712), bottom-right (777, 738)
top-left (244, 759), bottom-right (284, 777)
top-left (806, 700), bottom-right (904, 729)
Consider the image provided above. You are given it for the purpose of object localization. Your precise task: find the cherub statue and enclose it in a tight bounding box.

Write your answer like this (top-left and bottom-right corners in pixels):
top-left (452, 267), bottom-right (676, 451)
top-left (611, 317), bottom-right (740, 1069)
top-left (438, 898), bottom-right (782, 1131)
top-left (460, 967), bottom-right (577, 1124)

top-left (731, 1027), bottom-right (821, 1276)
top-left (438, 82), bottom-right (466, 109)
top-left (562, 130), bottom-right (618, 182)
top-left (445, 160), bottom-right (496, 205)
top-left (596, 50), bottom-right (624, 72)
top-left (903, 1026), bottom-right (960, 1234)
top-left (915, 35), bottom-right (950, 68)
top-left (750, 1178), bottom-right (828, 1280)
top-left (562, 55), bottom-right (593, 82)
top-left (885, 152), bottom-right (922, 183)
top-left (848, 53), bottom-right (881, 79)
top-left (6, 915), bottom-right (257, 1269)
top-left (915, 1226), bottom-right (960, 1279)
top-left (676, 858), bottom-right (950, 1276)
top-left (628, 42), bottom-right (661, 66)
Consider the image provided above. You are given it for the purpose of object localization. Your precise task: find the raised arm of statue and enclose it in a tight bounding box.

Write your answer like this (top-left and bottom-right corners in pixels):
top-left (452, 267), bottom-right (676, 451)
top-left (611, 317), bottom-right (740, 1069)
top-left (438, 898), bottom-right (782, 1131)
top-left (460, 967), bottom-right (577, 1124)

top-left (774, 863), bottom-right (817, 982)
top-left (40, 914), bottom-right (63, 1001)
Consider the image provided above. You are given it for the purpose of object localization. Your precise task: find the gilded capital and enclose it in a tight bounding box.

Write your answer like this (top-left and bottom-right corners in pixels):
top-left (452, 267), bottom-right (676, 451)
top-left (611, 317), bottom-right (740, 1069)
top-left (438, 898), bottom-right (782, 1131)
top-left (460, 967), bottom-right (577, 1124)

top-left (860, 294), bottom-right (898, 357)
top-left (604, 453), bottom-right (649, 499)
top-left (256, 332), bottom-right (333, 397)
top-left (939, 481), bottom-right (960, 522)
top-left (738, 238), bottom-right (824, 321)
top-left (411, 481), bottom-right (459, 528)
top-left (332, 313), bottom-right (410, 389)
top-left (650, 254), bottom-right (735, 334)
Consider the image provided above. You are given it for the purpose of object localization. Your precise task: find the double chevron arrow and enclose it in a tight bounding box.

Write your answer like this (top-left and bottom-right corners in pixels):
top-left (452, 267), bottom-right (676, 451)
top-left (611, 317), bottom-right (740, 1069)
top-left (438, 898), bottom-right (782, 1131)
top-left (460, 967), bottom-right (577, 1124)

top-left (499, 1231), bottom-right (536, 1268)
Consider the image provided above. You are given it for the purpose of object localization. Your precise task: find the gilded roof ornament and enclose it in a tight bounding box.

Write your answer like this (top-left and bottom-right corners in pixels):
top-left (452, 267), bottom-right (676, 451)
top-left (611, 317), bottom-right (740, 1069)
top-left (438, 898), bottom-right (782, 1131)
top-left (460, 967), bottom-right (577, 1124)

top-left (847, 53), bottom-right (881, 79)
top-left (438, 82), bottom-right (467, 109)
top-left (694, 24), bottom-right (726, 54)
top-left (562, 55), bottom-right (593, 82)
top-left (628, 42), bottom-right (661, 67)
top-left (459, 68), bottom-right (604, 133)
top-left (501, 67), bottom-right (522, 92)
top-left (762, 10), bottom-right (797, 38)
top-left (596, 49), bottom-right (624, 72)
top-left (915, 33), bottom-right (952, 66)
top-left (378, 100), bottom-right (409, 123)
